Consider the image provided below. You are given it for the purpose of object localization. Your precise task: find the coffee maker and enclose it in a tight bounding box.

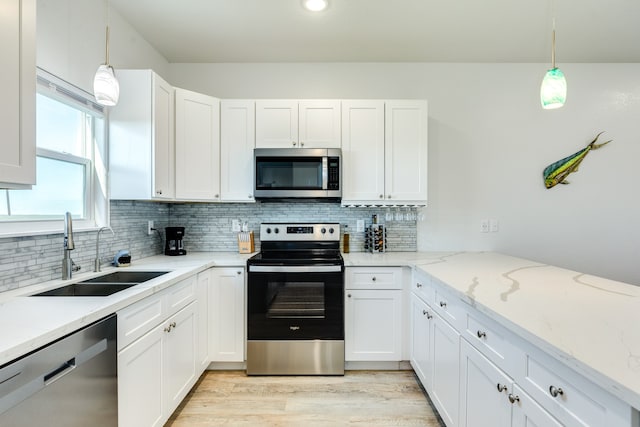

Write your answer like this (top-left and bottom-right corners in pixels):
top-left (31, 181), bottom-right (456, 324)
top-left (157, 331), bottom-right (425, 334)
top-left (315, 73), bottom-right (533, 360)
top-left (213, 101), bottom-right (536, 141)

top-left (165, 227), bottom-right (186, 256)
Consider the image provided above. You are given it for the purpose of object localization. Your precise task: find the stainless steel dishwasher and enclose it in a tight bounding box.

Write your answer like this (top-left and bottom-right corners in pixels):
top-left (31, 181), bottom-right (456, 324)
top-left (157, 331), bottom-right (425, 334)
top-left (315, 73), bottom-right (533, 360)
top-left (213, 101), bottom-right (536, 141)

top-left (0, 314), bottom-right (117, 426)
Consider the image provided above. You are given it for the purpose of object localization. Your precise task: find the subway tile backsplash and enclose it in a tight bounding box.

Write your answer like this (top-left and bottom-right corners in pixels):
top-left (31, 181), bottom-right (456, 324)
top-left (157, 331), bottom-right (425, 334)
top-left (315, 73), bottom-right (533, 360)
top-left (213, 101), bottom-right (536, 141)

top-left (0, 200), bottom-right (417, 293)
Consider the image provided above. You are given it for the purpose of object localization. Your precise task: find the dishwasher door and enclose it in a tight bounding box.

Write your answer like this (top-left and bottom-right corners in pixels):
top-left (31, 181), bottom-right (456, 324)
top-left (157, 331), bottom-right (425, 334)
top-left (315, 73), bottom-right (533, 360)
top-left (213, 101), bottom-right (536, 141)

top-left (0, 314), bottom-right (117, 427)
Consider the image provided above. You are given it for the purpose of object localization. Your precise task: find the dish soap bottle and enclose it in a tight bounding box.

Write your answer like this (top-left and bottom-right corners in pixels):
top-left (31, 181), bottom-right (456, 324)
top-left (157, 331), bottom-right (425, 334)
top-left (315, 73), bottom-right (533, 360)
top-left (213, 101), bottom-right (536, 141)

top-left (343, 225), bottom-right (350, 253)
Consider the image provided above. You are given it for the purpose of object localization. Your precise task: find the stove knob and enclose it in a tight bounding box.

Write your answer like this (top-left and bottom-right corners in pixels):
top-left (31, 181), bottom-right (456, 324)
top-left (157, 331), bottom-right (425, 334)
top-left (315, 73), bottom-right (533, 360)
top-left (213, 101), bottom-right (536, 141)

top-left (321, 227), bottom-right (327, 234)
top-left (274, 227), bottom-right (280, 234)
top-left (266, 228), bottom-right (272, 234)
top-left (329, 227), bottom-right (335, 234)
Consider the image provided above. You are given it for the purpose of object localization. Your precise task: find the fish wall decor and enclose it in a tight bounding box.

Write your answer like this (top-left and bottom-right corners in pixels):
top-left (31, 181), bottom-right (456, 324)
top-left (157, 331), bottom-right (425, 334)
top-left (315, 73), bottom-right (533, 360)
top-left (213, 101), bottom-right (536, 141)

top-left (543, 132), bottom-right (612, 189)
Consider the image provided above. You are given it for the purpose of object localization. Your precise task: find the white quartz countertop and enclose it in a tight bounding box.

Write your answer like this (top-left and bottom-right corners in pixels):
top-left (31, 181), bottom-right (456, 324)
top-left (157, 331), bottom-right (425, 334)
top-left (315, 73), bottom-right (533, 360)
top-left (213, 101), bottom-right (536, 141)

top-left (0, 252), bottom-right (251, 366)
top-left (404, 252), bottom-right (640, 411)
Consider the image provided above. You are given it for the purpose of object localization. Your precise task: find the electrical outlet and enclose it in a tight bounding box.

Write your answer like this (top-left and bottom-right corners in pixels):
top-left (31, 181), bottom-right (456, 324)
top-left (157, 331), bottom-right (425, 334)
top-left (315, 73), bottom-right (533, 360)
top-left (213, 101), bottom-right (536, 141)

top-left (490, 219), bottom-right (499, 232)
top-left (480, 219), bottom-right (489, 233)
top-left (356, 219), bottom-right (365, 232)
top-left (147, 220), bottom-right (154, 235)
top-left (232, 219), bottom-right (241, 232)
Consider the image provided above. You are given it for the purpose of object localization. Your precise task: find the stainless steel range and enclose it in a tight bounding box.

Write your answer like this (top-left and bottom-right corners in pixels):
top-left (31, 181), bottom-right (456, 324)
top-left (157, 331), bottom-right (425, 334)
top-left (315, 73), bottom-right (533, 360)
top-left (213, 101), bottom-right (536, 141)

top-left (246, 223), bottom-right (344, 375)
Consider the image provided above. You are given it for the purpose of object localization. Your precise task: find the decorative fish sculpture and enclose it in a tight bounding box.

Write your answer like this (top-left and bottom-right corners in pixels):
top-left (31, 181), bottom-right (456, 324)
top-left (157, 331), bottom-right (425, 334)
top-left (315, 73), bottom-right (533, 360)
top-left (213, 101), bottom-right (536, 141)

top-left (543, 132), bottom-right (612, 189)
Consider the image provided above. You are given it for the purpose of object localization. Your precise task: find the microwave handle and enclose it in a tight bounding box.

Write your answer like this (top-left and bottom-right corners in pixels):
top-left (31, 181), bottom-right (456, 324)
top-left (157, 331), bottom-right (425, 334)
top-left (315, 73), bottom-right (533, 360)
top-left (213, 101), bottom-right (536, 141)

top-left (322, 157), bottom-right (328, 190)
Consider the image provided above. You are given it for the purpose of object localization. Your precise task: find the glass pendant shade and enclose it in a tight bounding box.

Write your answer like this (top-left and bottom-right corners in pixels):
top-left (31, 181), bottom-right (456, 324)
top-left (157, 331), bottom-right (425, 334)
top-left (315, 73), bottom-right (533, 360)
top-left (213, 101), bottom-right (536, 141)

top-left (93, 64), bottom-right (120, 106)
top-left (540, 67), bottom-right (566, 109)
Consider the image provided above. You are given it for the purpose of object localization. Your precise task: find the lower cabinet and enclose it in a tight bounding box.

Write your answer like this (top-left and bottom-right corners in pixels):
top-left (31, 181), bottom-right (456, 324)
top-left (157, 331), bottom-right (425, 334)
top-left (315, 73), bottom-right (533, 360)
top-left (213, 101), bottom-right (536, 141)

top-left (117, 275), bottom-right (199, 427)
top-left (410, 294), bottom-right (433, 386)
top-left (209, 267), bottom-right (245, 362)
top-left (431, 309), bottom-right (461, 427)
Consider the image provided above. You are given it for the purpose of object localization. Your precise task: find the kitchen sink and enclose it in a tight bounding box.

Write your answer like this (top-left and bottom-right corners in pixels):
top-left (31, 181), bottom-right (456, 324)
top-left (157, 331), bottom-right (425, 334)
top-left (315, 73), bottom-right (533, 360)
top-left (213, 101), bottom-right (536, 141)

top-left (31, 271), bottom-right (170, 297)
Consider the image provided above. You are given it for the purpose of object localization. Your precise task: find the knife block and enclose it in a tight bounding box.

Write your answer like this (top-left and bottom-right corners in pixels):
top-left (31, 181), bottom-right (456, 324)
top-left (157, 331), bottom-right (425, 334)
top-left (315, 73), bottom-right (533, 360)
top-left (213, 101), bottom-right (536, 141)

top-left (238, 231), bottom-right (255, 254)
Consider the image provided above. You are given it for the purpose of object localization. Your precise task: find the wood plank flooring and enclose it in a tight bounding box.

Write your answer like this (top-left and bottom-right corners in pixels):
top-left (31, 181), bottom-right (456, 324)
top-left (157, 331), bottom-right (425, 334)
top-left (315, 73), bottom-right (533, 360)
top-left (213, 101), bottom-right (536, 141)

top-left (166, 370), bottom-right (444, 426)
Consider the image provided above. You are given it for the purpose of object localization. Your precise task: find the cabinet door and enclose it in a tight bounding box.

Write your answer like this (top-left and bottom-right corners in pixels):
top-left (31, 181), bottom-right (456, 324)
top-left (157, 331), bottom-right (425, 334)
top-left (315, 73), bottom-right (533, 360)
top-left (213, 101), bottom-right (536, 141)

top-left (152, 74), bottom-right (175, 199)
top-left (196, 270), bottom-right (211, 372)
top-left (384, 100), bottom-right (428, 203)
top-left (118, 326), bottom-right (164, 427)
top-left (163, 302), bottom-right (198, 417)
top-left (341, 101), bottom-right (385, 202)
top-left (511, 384), bottom-right (563, 427)
top-left (0, 0), bottom-right (35, 188)
top-left (431, 313), bottom-right (461, 427)
top-left (255, 100), bottom-right (298, 148)
top-left (175, 88), bottom-right (220, 201)
top-left (220, 100), bottom-right (255, 202)
top-left (410, 294), bottom-right (434, 388)
top-left (345, 289), bottom-right (402, 361)
top-left (210, 268), bottom-right (246, 362)
top-left (459, 339), bottom-right (512, 427)
top-left (298, 100), bottom-right (341, 148)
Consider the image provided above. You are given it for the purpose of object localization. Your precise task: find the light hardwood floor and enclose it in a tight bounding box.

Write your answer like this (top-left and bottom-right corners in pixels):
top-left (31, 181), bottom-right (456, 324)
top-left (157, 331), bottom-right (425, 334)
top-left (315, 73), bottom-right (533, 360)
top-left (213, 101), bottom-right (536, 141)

top-left (166, 370), bottom-right (444, 426)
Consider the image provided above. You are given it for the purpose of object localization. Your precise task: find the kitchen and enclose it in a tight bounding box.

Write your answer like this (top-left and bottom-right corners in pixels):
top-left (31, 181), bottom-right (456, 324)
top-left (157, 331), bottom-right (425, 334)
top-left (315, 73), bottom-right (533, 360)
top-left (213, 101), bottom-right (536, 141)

top-left (1, 0), bottom-right (640, 426)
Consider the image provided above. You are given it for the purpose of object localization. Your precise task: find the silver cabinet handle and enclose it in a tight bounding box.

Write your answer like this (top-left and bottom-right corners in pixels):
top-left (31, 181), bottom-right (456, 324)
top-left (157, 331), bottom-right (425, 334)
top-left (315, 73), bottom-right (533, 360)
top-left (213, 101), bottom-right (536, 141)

top-left (496, 383), bottom-right (507, 393)
top-left (248, 195), bottom-right (253, 199)
top-left (416, 282), bottom-right (423, 288)
top-left (164, 325), bottom-right (172, 333)
top-left (156, 189), bottom-right (163, 195)
top-left (347, 293), bottom-right (352, 298)
top-left (549, 385), bottom-right (564, 398)
top-left (387, 195), bottom-right (392, 199)
top-left (371, 276), bottom-right (376, 282)
top-left (237, 271), bottom-right (242, 275)
top-left (508, 394), bottom-right (520, 404)
top-left (214, 194), bottom-right (219, 198)
top-left (439, 301), bottom-right (447, 308)
top-left (292, 141), bottom-right (297, 146)
top-left (379, 194), bottom-right (384, 199)
top-left (477, 330), bottom-right (487, 338)
top-left (300, 142), bottom-right (305, 147)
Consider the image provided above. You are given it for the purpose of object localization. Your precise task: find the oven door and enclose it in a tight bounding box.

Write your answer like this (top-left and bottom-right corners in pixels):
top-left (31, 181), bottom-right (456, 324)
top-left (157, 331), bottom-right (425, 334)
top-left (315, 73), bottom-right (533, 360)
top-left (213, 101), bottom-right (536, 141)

top-left (247, 265), bottom-right (344, 341)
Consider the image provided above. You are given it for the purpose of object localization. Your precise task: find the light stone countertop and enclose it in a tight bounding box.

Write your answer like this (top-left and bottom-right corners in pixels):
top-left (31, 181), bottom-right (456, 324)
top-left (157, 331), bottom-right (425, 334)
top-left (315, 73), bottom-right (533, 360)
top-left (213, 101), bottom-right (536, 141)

top-left (0, 252), bottom-right (252, 366)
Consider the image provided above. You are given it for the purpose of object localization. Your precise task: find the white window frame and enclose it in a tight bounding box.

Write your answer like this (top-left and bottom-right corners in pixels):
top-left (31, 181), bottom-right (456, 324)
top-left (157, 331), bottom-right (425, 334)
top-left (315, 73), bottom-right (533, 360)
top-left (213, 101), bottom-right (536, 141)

top-left (0, 69), bottom-right (109, 237)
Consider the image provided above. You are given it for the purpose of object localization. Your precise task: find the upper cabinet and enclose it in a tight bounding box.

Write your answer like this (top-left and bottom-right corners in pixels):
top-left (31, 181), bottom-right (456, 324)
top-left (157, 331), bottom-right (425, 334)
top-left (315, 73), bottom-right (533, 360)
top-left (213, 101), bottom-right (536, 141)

top-left (255, 100), bottom-right (341, 149)
top-left (110, 70), bottom-right (175, 200)
top-left (220, 100), bottom-right (255, 202)
top-left (0, 0), bottom-right (36, 188)
top-left (342, 100), bottom-right (428, 205)
top-left (175, 88), bottom-right (220, 201)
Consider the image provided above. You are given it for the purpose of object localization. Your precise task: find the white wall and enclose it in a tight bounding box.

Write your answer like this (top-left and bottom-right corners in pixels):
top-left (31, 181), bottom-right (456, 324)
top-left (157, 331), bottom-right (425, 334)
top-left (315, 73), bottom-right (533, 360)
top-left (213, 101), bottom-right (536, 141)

top-left (169, 63), bottom-right (640, 285)
top-left (37, 0), bottom-right (169, 92)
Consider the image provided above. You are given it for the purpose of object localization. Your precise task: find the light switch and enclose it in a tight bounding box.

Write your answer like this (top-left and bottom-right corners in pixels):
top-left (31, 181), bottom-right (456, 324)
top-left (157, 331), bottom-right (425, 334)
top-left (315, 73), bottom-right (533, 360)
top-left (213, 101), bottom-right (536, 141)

top-left (480, 219), bottom-right (489, 233)
top-left (490, 219), bottom-right (499, 232)
top-left (232, 219), bottom-right (241, 232)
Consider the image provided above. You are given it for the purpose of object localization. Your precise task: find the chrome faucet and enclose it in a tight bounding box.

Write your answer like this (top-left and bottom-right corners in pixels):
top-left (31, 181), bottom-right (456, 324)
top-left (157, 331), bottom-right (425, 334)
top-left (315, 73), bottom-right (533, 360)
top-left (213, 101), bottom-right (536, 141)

top-left (94, 226), bottom-right (115, 272)
top-left (62, 212), bottom-right (80, 280)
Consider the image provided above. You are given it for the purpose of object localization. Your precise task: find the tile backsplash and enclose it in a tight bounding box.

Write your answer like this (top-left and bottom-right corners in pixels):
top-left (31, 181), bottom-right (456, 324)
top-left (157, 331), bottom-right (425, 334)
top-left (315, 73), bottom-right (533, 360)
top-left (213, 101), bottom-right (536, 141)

top-left (0, 200), bottom-right (417, 292)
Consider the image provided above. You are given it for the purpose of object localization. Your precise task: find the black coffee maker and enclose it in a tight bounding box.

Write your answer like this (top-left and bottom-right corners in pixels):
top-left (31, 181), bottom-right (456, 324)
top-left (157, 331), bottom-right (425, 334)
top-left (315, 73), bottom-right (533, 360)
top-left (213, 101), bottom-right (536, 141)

top-left (165, 227), bottom-right (186, 256)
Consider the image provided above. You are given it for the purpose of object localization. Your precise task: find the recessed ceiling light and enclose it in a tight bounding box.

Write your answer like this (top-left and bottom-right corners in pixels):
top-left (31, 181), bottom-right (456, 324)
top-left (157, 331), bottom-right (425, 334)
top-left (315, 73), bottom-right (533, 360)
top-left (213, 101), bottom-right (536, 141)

top-left (302, 0), bottom-right (329, 12)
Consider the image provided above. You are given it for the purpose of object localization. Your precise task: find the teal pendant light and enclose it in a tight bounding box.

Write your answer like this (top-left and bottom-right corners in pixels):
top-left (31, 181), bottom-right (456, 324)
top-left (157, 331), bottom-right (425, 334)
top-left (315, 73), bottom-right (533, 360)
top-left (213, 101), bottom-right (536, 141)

top-left (540, 17), bottom-right (566, 109)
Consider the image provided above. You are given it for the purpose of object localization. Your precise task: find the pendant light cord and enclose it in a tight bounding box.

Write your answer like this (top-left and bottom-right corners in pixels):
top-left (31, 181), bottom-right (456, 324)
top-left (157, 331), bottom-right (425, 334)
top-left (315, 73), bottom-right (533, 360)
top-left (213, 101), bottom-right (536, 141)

top-left (104, 0), bottom-right (110, 66)
top-left (550, 0), bottom-right (557, 69)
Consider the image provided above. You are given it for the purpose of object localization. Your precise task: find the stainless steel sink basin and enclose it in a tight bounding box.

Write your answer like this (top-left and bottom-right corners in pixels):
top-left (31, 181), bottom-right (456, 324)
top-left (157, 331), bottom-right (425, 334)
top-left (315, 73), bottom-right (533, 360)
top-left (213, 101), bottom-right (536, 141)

top-left (31, 271), bottom-right (170, 297)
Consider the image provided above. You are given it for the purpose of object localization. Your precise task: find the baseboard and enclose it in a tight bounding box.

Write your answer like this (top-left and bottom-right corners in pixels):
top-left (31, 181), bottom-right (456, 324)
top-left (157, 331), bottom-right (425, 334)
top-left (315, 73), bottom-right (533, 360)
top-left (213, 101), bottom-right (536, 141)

top-left (345, 360), bottom-right (412, 370)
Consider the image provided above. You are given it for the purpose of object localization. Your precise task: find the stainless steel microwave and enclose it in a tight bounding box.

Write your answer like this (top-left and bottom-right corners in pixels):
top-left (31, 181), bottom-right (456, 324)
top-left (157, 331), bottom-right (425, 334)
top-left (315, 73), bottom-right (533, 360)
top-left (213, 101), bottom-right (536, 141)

top-left (254, 148), bottom-right (341, 201)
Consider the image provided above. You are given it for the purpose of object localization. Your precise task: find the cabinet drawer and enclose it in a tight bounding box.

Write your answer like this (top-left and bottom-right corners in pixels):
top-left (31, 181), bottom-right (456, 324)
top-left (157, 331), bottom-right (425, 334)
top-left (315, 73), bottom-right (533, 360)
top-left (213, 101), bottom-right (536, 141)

top-left (164, 275), bottom-right (197, 316)
top-left (464, 311), bottom-right (524, 377)
top-left (432, 285), bottom-right (465, 329)
top-left (412, 268), bottom-right (434, 303)
top-left (521, 350), bottom-right (632, 427)
top-left (118, 293), bottom-right (164, 350)
top-left (346, 267), bottom-right (403, 290)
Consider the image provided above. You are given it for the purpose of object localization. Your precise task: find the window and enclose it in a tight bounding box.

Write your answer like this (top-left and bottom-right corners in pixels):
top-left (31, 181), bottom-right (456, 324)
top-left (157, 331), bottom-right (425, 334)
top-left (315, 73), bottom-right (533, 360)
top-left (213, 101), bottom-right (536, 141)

top-left (0, 69), bottom-right (108, 235)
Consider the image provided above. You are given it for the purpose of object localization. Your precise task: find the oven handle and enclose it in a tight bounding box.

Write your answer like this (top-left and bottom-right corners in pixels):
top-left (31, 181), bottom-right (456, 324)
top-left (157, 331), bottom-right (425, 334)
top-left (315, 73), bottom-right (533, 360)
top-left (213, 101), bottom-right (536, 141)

top-left (249, 265), bottom-right (343, 273)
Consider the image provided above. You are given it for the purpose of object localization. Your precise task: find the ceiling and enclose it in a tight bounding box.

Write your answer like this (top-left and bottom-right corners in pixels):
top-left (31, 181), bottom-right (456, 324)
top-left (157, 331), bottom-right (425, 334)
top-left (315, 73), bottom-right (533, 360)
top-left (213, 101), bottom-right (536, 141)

top-left (109, 0), bottom-right (640, 64)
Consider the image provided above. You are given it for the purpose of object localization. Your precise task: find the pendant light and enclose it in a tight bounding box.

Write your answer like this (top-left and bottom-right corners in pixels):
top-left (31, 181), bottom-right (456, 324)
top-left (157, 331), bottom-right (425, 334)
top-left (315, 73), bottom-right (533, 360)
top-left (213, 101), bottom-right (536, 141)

top-left (540, 15), bottom-right (566, 109)
top-left (302, 0), bottom-right (329, 12)
top-left (93, 0), bottom-right (119, 106)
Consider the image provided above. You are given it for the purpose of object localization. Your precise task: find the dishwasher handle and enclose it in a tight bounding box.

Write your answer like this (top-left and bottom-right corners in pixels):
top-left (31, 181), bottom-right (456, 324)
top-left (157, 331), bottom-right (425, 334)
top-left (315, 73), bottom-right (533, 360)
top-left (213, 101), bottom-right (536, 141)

top-left (43, 358), bottom-right (76, 386)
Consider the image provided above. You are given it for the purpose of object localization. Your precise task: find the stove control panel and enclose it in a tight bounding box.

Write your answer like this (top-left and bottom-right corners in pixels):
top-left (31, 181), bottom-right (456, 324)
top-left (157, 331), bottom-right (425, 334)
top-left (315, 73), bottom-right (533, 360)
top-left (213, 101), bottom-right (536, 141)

top-left (260, 223), bottom-right (340, 241)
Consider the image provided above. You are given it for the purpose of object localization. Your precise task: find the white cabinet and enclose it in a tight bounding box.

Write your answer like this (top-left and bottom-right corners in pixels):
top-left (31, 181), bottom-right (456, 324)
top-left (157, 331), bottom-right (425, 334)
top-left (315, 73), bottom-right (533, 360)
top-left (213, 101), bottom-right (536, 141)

top-left (341, 100), bottom-right (428, 205)
top-left (175, 88), bottom-right (220, 201)
top-left (511, 384), bottom-right (563, 427)
top-left (431, 310), bottom-right (461, 427)
top-left (0, 0), bottom-right (35, 188)
top-left (341, 101), bottom-right (385, 201)
top-left (410, 293), bottom-right (433, 386)
top-left (110, 70), bottom-right (175, 200)
top-left (209, 267), bottom-right (246, 362)
top-left (220, 100), bottom-right (255, 202)
top-left (117, 275), bottom-right (199, 427)
top-left (196, 269), bottom-right (211, 371)
top-left (255, 100), bottom-right (341, 148)
top-left (345, 267), bottom-right (403, 362)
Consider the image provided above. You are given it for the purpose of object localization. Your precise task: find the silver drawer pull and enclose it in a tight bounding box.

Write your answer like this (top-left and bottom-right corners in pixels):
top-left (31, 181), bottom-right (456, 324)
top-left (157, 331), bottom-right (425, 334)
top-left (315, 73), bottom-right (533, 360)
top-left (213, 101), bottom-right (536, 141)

top-left (549, 385), bottom-right (564, 398)
top-left (508, 394), bottom-right (520, 404)
top-left (496, 383), bottom-right (507, 393)
top-left (371, 276), bottom-right (376, 282)
top-left (439, 301), bottom-right (447, 308)
top-left (477, 330), bottom-right (487, 339)
top-left (416, 282), bottom-right (423, 288)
